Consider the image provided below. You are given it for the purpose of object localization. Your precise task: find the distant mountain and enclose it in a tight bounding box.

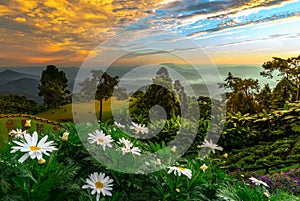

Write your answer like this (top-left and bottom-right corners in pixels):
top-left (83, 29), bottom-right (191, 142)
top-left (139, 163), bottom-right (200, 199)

top-left (0, 78), bottom-right (42, 103)
top-left (0, 69), bottom-right (39, 83)
top-left (0, 68), bottom-right (78, 103)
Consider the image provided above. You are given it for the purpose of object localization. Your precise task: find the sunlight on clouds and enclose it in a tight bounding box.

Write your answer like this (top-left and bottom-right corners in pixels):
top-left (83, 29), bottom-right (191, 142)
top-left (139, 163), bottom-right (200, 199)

top-left (0, 0), bottom-right (299, 66)
top-left (0, 0), bottom-right (164, 67)
top-left (14, 17), bottom-right (26, 23)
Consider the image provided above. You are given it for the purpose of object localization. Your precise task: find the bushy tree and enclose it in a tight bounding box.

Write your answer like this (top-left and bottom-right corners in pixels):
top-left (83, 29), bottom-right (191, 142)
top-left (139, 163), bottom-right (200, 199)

top-left (271, 77), bottom-right (297, 109)
top-left (261, 55), bottom-right (300, 100)
top-left (219, 72), bottom-right (260, 114)
top-left (256, 84), bottom-right (272, 111)
top-left (131, 67), bottom-right (184, 120)
top-left (38, 65), bottom-right (70, 108)
top-left (0, 95), bottom-right (43, 114)
top-left (79, 70), bottom-right (119, 121)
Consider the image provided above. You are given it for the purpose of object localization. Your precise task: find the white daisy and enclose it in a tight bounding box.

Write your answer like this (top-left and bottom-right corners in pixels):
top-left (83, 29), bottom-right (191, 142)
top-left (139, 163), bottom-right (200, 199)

top-left (10, 131), bottom-right (57, 163)
top-left (200, 164), bottom-right (208, 172)
top-left (249, 177), bottom-right (269, 188)
top-left (114, 122), bottom-right (125, 129)
top-left (88, 130), bottom-right (114, 150)
top-left (167, 166), bottom-right (192, 179)
top-left (117, 137), bottom-right (132, 147)
top-left (200, 139), bottom-right (223, 154)
top-left (9, 128), bottom-right (26, 139)
top-left (121, 146), bottom-right (141, 156)
top-left (130, 122), bottom-right (149, 134)
top-left (118, 138), bottom-right (141, 156)
top-left (61, 131), bottom-right (70, 141)
top-left (82, 172), bottom-right (113, 201)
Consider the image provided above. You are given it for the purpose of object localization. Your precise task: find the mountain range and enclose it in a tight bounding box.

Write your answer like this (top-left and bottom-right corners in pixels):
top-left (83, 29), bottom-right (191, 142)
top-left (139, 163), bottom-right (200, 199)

top-left (0, 65), bottom-right (278, 104)
top-left (0, 68), bottom-right (78, 103)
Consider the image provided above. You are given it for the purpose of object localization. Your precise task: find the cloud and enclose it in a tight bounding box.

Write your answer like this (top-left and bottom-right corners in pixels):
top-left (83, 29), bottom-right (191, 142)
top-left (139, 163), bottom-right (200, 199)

top-left (0, 0), bottom-right (299, 66)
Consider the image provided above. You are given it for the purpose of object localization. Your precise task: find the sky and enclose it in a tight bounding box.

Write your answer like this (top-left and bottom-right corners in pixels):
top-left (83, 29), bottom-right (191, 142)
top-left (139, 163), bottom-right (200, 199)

top-left (0, 0), bottom-right (299, 67)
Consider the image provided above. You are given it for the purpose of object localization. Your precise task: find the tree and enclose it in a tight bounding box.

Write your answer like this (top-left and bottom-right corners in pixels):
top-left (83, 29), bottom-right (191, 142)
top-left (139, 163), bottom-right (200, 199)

top-left (271, 77), bottom-right (296, 109)
top-left (131, 67), bottom-right (190, 121)
top-left (256, 84), bottom-right (272, 111)
top-left (0, 95), bottom-right (43, 114)
top-left (261, 55), bottom-right (300, 100)
top-left (38, 65), bottom-right (70, 108)
top-left (219, 72), bottom-right (260, 114)
top-left (79, 70), bottom-right (119, 121)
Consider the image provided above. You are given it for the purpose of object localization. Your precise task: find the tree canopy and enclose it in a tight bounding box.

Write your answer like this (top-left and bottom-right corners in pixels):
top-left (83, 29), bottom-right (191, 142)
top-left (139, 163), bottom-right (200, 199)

top-left (38, 65), bottom-right (70, 108)
top-left (79, 70), bottom-right (119, 121)
top-left (261, 55), bottom-right (300, 100)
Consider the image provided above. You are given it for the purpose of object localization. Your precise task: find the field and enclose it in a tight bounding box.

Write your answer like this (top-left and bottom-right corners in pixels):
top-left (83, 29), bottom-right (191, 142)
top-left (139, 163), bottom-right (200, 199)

top-left (0, 97), bottom-right (128, 148)
top-left (0, 117), bottom-right (58, 148)
top-left (35, 97), bottom-right (128, 122)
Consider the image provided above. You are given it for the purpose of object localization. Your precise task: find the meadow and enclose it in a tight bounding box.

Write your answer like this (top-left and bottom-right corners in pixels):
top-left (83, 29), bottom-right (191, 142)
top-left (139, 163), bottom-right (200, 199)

top-left (1, 103), bottom-right (300, 200)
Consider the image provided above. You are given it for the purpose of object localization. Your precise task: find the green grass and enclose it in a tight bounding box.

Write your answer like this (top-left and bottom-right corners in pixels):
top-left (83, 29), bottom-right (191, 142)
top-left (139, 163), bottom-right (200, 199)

top-left (36, 97), bottom-right (128, 122)
top-left (0, 97), bottom-right (127, 149)
top-left (0, 117), bottom-right (58, 149)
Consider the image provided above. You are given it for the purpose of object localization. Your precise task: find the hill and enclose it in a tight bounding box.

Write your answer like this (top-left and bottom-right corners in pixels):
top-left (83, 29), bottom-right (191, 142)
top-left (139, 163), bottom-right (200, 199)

top-left (0, 77), bottom-right (42, 103)
top-left (36, 97), bottom-right (128, 122)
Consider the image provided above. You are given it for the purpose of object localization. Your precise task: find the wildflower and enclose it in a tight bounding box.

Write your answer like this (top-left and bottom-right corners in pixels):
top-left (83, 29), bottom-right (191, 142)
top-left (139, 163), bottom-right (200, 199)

top-left (38, 158), bottom-right (46, 165)
top-left (167, 166), bottom-right (192, 179)
top-left (223, 153), bottom-right (228, 159)
top-left (118, 137), bottom-right (132, 147)
top-left (200, 139), bottom-right (223, 154)
top-left (121, 145), bottom-right (141, 156)
top-left (61, 131), bottom-right (70, 141)
top-left (200, 164), bottom-right (208, 172)
top-left (263, 192), bottom-right (270, 198)
top-left (114, 122), bottom-right (125, 129)
top-left (24, 120), bottom-right (31, 128)
top-left (82, 172), bottom-right (113, 201)
top-left (171, 146), bottom-right (177, 153)
top-left (10, 131), bottom-right (57, 163)
top-left (130, 122), bottom-right (148, 134)
top-left (249, 177), bottom-right (269, 187)
top-left (9, 128), bottom-right (26, 139)
top-left (176, 188), bottom-right (180, 193)
top-left (156, 159), bottom-right (162, 167)
top-left (118, 138), bottom-right (141, 156)
top-left (88, 130), bottom-right (114, 150)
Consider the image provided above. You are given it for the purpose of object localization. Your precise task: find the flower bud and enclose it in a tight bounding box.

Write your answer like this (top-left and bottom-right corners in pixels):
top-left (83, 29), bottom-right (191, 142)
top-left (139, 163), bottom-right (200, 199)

top-left (24, 120), bottom-right (31, 128)
top-left (200, 164), bottom-right (208, 172)
top-left (171, 146), bottom-right (177, 153)
top-left (61, 131), bottom-right (70, 141)
top-left (38, 158), bottom-right (46, 165)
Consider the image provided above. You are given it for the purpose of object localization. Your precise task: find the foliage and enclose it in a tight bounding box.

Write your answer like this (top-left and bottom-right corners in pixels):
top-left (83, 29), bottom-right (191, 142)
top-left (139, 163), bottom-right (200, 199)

top-left (261, 55), bottom-right (300, 100)
top-left (38, 65), bottom-right (70, 109)
top-left (0, 95), bottom-right (44, 114)
top-left (131, 67), bottom-right (181, 120)
top-left (1, 122), bottom-right (287, 201)
top-left (79, 70), bottom-right (119, 121)
top-left (219, 72), bottom-right (260, 114)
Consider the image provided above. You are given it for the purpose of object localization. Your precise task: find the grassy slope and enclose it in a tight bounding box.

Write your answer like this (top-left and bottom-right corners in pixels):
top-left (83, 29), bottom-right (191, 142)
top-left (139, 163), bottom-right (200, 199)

top-left (36, 97), bottom-right (128, 122)
top-left (0, 117), bottom-right (57, 148)
top-left (0, 97), bottom-right (127, 148)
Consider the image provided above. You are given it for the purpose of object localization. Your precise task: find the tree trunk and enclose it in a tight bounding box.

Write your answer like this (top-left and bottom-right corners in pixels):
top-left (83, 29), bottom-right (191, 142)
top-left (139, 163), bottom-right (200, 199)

top-left (297, 84), bottom-right (300, 101)
top-left (99, 99), bottom-right (103, 121)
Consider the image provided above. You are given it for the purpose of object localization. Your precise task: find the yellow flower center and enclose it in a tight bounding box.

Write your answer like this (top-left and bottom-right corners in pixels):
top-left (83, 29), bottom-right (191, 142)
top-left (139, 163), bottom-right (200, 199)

top-left (98, 138), bottom-right (104, 143)
top-left (95, 181), bottom-right (104, 189)
top-left (177, 167), bottom-right (185, 171)
top-left (30, 146), bottom-right (41, 151)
